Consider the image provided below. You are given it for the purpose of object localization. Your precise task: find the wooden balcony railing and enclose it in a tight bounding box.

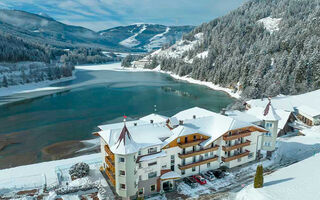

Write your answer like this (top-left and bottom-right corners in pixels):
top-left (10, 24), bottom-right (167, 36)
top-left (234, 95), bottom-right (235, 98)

top-left (105, 167), bottom-right (116, 186)
top-left (178, 139), bottom-right (206, 148)
top-left (104, 145), bottom-right (115, 161)
top-left (105, 156), bottom-right (115, 173)
top-left (178, 156), bottom-right (218, 170)
top-left (222, 140), bottom-right (251, 152)
top-left (221, 150), bottom-right (250, 162)
top-left (178, 145), bottom-right (219, 159)
top-left (223, 130), bottom-right (251, 141)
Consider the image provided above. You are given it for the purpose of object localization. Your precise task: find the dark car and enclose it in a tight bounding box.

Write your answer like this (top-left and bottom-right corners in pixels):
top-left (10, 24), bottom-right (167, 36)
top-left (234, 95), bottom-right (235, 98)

top-left (210, 169), bottom-right (225, 179)
top-left (183, 177), bottom-right (198, 188)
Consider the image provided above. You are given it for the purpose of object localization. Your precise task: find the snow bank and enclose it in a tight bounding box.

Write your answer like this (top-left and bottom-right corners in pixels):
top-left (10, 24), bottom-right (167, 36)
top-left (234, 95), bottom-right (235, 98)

top-left (236, 154), bottom-right (320, 200)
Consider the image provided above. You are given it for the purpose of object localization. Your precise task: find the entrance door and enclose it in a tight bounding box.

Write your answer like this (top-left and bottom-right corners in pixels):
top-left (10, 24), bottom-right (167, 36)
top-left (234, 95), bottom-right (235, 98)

top-left (162, 181), bottom-right (173, 191)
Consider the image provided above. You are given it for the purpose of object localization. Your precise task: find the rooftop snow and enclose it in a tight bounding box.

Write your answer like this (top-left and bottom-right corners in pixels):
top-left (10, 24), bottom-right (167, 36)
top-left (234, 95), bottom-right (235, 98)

top-left (139, 113), bottom-right (169, 123)
top-left (160, 171), bottom-right (181, 180)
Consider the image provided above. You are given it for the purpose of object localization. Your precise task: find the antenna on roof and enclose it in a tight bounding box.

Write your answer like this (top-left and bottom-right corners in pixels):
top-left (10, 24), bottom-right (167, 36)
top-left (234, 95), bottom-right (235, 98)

top-left (154, 105), bottom-right (157, 113)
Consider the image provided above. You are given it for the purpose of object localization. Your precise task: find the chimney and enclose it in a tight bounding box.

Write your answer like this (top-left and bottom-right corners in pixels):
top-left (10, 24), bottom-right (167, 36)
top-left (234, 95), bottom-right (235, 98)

top-left (150, 120), bottom-right (154, 124)
top-left (193, 115), bottom-right (196, 119)
top-left (179, 120), bottom-right (183, 125)
top-left (134, 123), bottom-right (137, 126)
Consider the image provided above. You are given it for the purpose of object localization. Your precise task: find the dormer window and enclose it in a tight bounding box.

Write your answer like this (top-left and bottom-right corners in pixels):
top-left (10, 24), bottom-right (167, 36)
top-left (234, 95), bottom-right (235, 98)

top-left (148, 147), bottom-right (157, 154)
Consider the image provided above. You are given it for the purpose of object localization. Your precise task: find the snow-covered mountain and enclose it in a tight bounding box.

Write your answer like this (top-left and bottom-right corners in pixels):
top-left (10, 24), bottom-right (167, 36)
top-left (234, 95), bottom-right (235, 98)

top-left (0, 10), bottom-right (193, 52)
top-left (137, 0), bottom-right (320, 99)
top-left (99, 24), bottom-right (194, 52)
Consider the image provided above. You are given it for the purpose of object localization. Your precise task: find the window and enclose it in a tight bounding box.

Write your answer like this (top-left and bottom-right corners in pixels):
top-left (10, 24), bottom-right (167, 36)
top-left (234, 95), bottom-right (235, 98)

top-left (148, 172), bottom-right (157, 179)
top-left (210, 152), bottom-right (214, 156)
top-left (120, 184), bottom-right (126, 190)
top-left (138, 150), bottom-right (141, 155)
top-left (192, 167), bottom-right (196, 172)
top-left (238, 158), bottom-right (242, 162)
top-left (205, 153), bottom-right (208, 158)
top-left (181, 170), bottom-right (185, 175)
top-left (265, 132), bottom-right (272, 137)
top-left (150, 185), bottom-right (156, 191)
top-left (120, 170), bottom-right (125, 176)
top-left (162, 164), bottom-right (167, 169)
top-left (248, 152), bottom-right (254, 159)
top-left (119, 157), bottom-right (125, 162)
top-left (264, 142), bottom-right (271, 147)
top-left (139, 175), bottom-right (142, 181)
top-left (148, 161), bottom-right (157, 166)
top-left (177, 138), bottom-right (181, 143)
top-left (207, 162), bottom-right (211, 167)
top-left (193, 135), bottom-right (197, 140)
top-left (266, 123), bottom-right (273, 128)
top-left (148, 147), bottom-right (157, 154)
top-left (139, 162), bottom-right (142, 168)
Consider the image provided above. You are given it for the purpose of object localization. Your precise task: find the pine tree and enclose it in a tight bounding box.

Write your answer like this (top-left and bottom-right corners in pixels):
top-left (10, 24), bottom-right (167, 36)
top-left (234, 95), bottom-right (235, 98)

top-left (254, 164), bottom-right (264, 188)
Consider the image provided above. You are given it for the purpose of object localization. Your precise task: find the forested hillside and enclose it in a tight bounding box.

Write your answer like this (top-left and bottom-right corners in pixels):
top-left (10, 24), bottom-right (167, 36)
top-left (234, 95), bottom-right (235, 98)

top-left (0, 32), bottom-right (115, 88)
top-left (141, 0), bottom-right (320, 99)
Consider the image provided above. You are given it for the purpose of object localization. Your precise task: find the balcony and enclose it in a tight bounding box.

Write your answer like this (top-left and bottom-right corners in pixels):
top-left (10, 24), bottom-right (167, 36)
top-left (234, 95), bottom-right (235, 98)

top-left (105, 156), bottom-right (115, 173)
top-left (223, 130), bottom-right (251, 141)
top-left (178, 139), bottom-right (206, 148)
top-left (221, 150), bottom-right (250, 162)
top-left (222, 140), bottom-right (251, 152)
top-left (104, 145), bottom-right (115, 161)
top-left (178, 156), bottom-right (218, 170)
top-left (105, 167), bottom-right (116, 186)
top-left (178, 145), bottom-right (219, 159)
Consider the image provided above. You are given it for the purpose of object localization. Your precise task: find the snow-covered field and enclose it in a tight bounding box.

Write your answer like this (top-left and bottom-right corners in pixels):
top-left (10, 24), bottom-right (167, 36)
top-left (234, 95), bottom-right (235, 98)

top-left (235, 125), bottom-right (320, 200)
top-left (0, 153), bottom-right (114, 200)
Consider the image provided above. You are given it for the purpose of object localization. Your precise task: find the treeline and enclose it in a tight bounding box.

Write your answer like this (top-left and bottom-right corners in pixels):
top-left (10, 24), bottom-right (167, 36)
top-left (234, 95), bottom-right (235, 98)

top-left (146, 0), bottom-right (320, 99)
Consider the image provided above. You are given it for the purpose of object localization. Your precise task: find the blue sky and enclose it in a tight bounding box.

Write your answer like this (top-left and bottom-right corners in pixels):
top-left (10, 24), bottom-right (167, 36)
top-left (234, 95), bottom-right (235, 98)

top-left (0, 0), bottom-right (248, 31)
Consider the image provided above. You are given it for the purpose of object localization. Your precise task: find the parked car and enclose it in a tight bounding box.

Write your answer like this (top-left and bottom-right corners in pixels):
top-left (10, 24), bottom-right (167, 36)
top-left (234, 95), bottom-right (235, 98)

top-left (192, 175), bottom-right (207, 185)
top-left (201, 171), bottom-right (215, 181)
top-left (183, 177), bottom-right (198, 188)
top-left (210, 169), bottom-right (225, 179)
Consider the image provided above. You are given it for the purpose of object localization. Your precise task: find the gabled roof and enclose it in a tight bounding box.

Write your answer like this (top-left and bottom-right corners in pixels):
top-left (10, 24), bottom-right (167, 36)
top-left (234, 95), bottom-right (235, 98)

top-left (297, 105), bottom-right (320, 118)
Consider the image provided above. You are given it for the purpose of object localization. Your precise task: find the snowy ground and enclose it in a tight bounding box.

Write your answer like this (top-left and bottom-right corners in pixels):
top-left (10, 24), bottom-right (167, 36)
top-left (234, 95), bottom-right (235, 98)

top-left (257, 17), bottom-right (282, 33)
top-left (0, 153), bottom-right (114, 200)
top-left (0, 75), bottom-right (74, 98)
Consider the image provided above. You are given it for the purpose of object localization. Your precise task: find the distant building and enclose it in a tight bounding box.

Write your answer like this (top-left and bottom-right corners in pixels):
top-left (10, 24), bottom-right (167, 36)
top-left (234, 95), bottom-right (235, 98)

top-left (95, 107), bottom-right (278, 199)
top-left (132, 59), bottom-right (151, 68)
top-left (296, 105), bottom-right (320, 126)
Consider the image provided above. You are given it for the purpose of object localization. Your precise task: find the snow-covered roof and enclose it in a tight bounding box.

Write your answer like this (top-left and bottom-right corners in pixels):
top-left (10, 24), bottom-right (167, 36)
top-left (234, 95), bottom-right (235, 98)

top-left (160, 171), bottom-right (181, 180)
top-left (98, 107), bottom-right (267, 155)
top-left (139, 151), bottom-right (166, 162)
top-left (98, 120), bottom-right (148, 131)
top-left (109, 125), bottom-right (140, 155)
top-left (226, 110), bottom-right (261, 124)
top-left (173, 107), bottom-right (216, 120)
top-left (262, 102), bottom-right (281, 121)
top-left (140, 113), bottom-right (168, 123)
top-left (246, 89), bottom-right (320, 113)
top-left (297, 105), bottom-right (320, 118)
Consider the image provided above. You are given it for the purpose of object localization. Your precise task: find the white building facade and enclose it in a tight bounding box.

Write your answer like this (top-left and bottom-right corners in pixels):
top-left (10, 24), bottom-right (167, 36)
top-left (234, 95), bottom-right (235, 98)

top-left (96, 107), bottom-right (278, 199)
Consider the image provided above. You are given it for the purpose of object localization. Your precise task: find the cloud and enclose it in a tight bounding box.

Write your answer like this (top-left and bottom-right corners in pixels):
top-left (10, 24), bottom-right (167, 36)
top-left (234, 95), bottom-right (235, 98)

top-left (0, 0), bottom-right (248, 31)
